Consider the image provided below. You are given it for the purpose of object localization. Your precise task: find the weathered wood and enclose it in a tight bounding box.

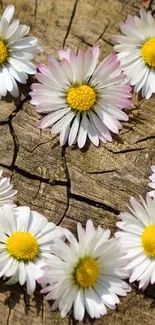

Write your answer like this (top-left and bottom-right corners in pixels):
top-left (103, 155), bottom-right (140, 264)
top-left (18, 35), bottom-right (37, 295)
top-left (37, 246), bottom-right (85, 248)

top-left (1, 0), bottom-right (155, 324)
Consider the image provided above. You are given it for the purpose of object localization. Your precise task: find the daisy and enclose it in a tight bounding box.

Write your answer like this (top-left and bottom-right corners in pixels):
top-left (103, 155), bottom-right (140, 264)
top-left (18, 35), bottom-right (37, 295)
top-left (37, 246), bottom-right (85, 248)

top-left (38, 220), bottom-right (130, 321)
top-left (148, 165), bottom-right (155, 198)
top-left (0, 4), bottom-right (41, 99)
top-left (0, 167), bottom-right (17, 206)
top-left (30, 45), bottom-right (132, 148)
top-left (116, 194), bottom-right (155, 290)
top-left (113, 8), bottom-right (155, 99)
top-left (0, 205), bottom-right (63, 294)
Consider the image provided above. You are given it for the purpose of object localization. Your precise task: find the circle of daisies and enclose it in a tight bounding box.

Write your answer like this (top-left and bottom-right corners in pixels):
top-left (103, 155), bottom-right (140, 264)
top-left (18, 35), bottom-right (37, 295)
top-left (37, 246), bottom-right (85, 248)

top-left (1, 3), bottom-right (155, 322)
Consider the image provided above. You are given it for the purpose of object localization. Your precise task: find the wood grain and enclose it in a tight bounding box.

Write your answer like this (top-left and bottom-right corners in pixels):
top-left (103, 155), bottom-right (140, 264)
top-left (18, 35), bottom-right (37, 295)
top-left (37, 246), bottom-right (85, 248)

top-left (0, 0), bottom-right (155, 324)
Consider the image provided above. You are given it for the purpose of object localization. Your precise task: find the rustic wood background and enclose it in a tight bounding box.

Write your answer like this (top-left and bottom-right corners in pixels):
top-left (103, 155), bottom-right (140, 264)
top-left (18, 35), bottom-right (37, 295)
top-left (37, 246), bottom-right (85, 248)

top-left (1, 0), bottom-right (155, 324)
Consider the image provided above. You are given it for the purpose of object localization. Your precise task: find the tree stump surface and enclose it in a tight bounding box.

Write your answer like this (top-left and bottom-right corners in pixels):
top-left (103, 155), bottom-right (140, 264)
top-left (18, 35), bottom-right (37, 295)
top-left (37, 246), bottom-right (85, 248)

top-left (1, 0), bottom-right (155, 324)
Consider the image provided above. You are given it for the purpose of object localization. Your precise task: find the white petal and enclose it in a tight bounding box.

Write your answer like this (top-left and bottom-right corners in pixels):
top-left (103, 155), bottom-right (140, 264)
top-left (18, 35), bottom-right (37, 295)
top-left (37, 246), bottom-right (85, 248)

top-left (87, 118), bottom-right (99, 146)
top-left (19, 261), bottom-right (27, 285)
top-left (37, 108), bottom-right (70, 129)
top-left (60, 124), bottom-right (70, 146)
top-left (2, 5), bottom-right (14, 23)
top-left (74, 289), bottom-right (85, 321)
top-left (68, 112), bottom-right (80, 146)
top-left (77, 113), bottom-right (88, 148)
top-left (51, 111), bottom-right (75, 134)
top-left (26, 263), bottom-right (36, 294)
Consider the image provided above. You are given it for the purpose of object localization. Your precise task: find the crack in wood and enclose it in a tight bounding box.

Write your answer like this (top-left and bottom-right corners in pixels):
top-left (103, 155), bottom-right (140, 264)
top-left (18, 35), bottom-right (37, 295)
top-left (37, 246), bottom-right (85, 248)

top-left (56, 146), bottom-right (71, 225)
top-left (0, 96), bottom-right (29, 125)
top-left (104, 146), bottom-right (146, 155)
top-left (0, 163), bottom-right (69, 186)
top-left (7, 308), bottom-right (11, 325)
top-left (96, 21), bottom-right (110, 42)
top-left (136, 135), bottom-right (155, 143)
top-left (102, 37), bottom-right (114, 47)
top-left (63, 0), bottom-right (79, 47)
top-left (70, 193), bottom-right (120, 215)
top-left (0, 120), bottom-right (8, 125)
top-left (8, 121), bottom-right (19, 169)
top-left (73, 34), bottom-right (93, 47)
top-left (34, 0), bottom-right (38, 19)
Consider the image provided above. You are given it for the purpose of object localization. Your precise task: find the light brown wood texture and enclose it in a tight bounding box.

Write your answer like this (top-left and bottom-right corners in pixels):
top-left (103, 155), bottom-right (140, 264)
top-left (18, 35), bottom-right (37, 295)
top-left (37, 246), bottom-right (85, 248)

top-left (1, 0), bottom-right (155, 324)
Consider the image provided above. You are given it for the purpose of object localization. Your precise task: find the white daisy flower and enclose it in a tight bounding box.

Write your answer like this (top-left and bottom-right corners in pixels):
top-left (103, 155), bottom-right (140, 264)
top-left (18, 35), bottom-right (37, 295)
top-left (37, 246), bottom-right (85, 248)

top-left (29, 45), bottom-right (132, 148)
top-left (148, 165), bottom-right (155, 198)
top-left (113, 8), bottom-right (155, 99)
top-left (0, 168), bottom-right (17, 206)
top-left (116, 194), bottom-right (155, 290)
top-left (0, 205), bottom-right (63, 294)
top-left (38, 220), bottom-right (130, 321)
top-left (0, 4), bottom-right (41, 99)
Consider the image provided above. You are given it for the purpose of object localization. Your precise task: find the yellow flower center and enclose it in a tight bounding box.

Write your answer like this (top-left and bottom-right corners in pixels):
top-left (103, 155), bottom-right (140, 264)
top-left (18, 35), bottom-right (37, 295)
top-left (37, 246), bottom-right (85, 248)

top-left (75, 257), bottom-right (99, 288)
top-left (0, 40), bottom-right (8, 64)
top-left (7, 232), bottom-right (39, 261)
top-left (141, 38), bottom-right (155, 68)
top-left (67, 85), bottom-right (96, 111)
top-left (141, 225), bottom-right (155, 257)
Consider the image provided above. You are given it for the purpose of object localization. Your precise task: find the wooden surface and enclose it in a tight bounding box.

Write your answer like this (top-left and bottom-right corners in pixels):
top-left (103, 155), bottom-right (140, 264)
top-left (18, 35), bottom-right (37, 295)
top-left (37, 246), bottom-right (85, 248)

top-left (1, 0), bottom-right (155, 324)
